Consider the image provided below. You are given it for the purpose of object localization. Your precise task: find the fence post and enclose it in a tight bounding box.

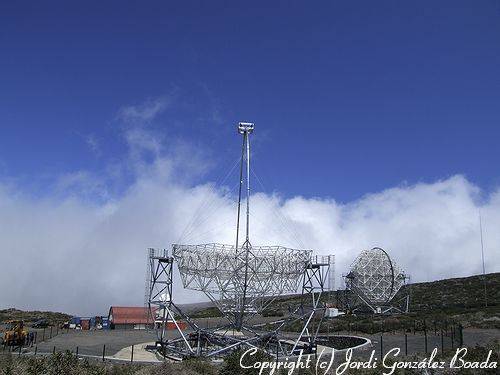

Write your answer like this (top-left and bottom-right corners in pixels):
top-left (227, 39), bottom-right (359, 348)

top-left (424, 327), bottom-right (428, 354)
top-left (404, 333), bottom-right (408, 356)
top-left (131, 344), bottom-right (134, 363)
top-left (459, 324), bottom-right (463, 347)
top-left (450, 326), bottom-right (454, 349)
top-left (423, 319), bottom-right (427, 354)
top-left (50, 327), bottom-right (53, 339)
top-left (42, 328), bottom-right (46, 341)
top-left (380, 335), bottom-right (383, 358)
top-left (76, 346), bottom-right (79, 358)
top-left (53, 345), bottom-right (56, 354)
top-left (18, 345), bottom-right (22, 357)
top-left (440, 330), bottom-right (444, 354)
top-left (102, 344), bottom-right (106, 362)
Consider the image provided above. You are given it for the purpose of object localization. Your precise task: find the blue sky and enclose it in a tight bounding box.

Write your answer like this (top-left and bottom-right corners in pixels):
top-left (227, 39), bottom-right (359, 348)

top-left (1, 1), bottom-right (499, 203)
top-left (1, 1), bottom-right (500, 312)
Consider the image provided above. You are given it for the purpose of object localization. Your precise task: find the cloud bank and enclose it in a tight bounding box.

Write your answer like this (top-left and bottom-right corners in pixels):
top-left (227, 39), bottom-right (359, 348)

top-left (0, 111), bottom-right (498, 316)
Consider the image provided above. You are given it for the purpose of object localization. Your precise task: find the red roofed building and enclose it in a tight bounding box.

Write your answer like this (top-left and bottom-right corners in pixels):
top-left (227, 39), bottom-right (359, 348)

top-left (108, 306), bottom-right (187, 330)
top-left (108, 306), bottom-right (154, 330)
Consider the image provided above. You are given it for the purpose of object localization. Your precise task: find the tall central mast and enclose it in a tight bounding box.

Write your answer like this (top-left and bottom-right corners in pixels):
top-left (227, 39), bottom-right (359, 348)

top-left (235, 121), bottom-right (254, 330)
top-left (245, 124), bottom-right (251, 242)
top-left (235, 122), bottom-right (254, 251)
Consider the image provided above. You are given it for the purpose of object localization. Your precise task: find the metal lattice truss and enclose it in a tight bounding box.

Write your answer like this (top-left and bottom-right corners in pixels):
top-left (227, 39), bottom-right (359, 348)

top-left (345, 247), bottom-right (408, 313)
top-left (147, 247), bottom-right (333, 359)
top-left (144, 124), bottom-right (336, 359)
top-left (146, 248), bottom-right (200, 354)
top-left (173, 243), bottom-right (311, 321)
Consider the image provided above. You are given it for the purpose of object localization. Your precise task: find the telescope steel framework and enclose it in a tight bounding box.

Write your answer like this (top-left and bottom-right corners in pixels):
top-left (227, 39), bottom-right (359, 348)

top-left (173, 243), bottom-right (311, 325)
top-left (344, 247), bottom-right (409, 314)
top-left (145, 123), bottom-right (334, 360)
top-left (147, 248), bottom-right (332, 359)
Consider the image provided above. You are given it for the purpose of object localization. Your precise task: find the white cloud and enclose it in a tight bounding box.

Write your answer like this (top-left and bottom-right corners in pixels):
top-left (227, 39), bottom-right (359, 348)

top-left (1, 166), bottom-right (498, 316)
top-left (56, 170), bottom-right (109, 201)
top-left (0, 118), bottom-right (498, 316)
top-left (116, 96), bottom-right (172, 124)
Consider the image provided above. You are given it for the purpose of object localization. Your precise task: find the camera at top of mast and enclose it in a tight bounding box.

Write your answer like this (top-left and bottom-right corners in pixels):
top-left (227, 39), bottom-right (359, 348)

top-left (238, 122), bottom-right (254, 134)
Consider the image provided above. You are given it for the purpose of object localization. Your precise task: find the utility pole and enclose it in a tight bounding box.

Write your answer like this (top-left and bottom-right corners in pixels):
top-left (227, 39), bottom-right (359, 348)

top-left (479, 211), bottom-right (488, 307)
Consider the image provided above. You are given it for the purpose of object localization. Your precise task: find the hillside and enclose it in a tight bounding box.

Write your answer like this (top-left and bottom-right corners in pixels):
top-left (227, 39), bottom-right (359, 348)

top-left (0, 308), bottom-right (71, 325)
top-left (2, 273), bottom-right (497, 328)
top-left (401, 272), bottom-right (500, 311)
top-left (191, 272), bottom-right (500, 324)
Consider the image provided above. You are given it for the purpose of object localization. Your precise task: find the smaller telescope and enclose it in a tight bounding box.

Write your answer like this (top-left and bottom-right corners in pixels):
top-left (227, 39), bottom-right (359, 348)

top-left (345, 247), bottom-right (409, 314)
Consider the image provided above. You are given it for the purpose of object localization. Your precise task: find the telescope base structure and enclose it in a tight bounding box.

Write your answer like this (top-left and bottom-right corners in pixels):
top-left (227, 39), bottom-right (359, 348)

top-left (146, 248), bottom-right (332, 360)
top-left (345, 291), bottom-right (411, 315)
